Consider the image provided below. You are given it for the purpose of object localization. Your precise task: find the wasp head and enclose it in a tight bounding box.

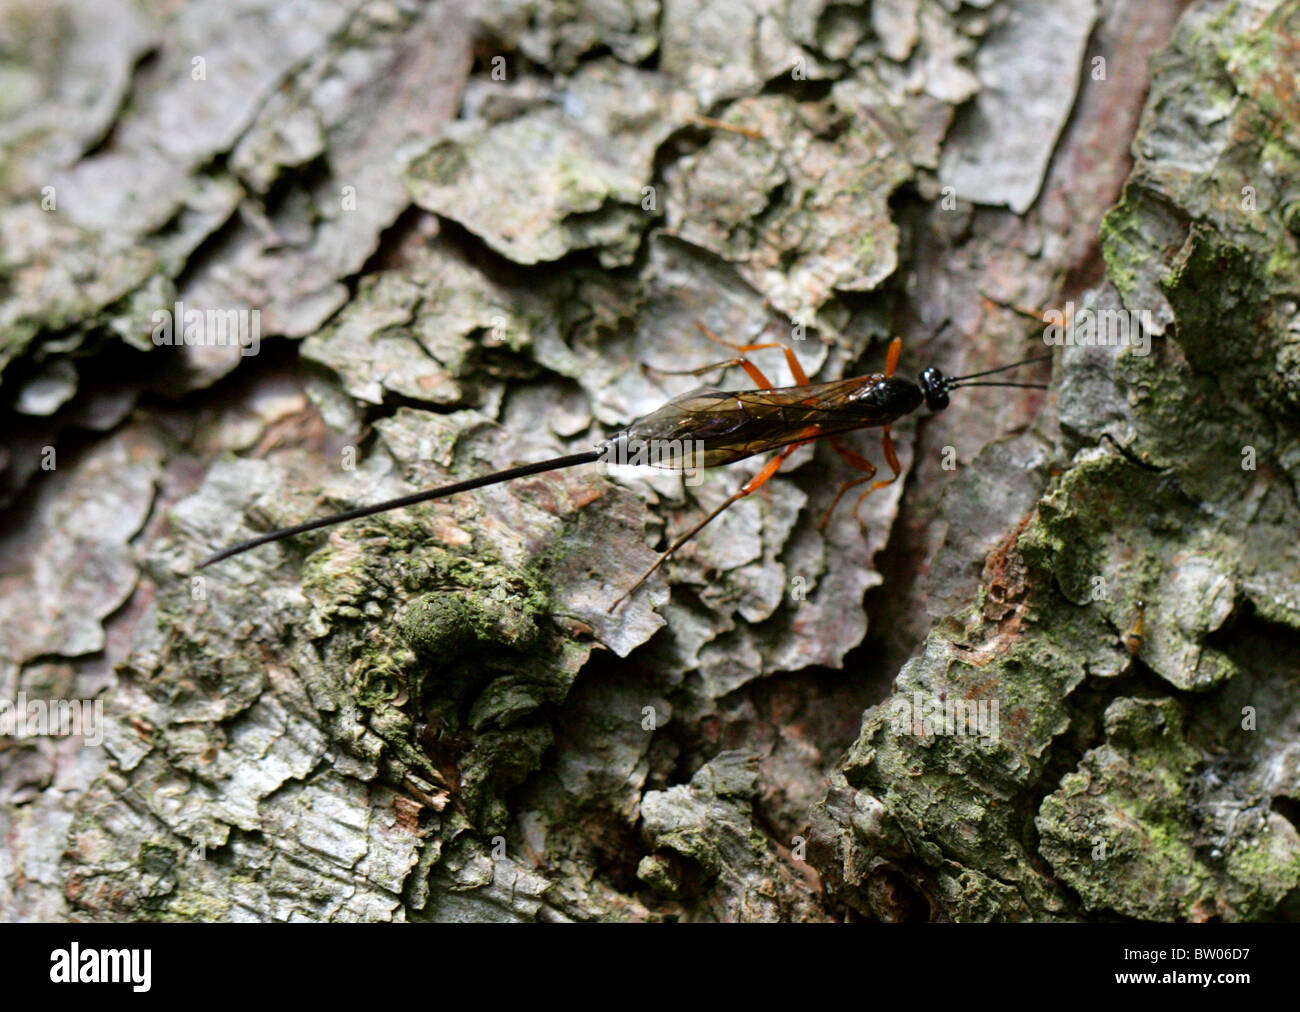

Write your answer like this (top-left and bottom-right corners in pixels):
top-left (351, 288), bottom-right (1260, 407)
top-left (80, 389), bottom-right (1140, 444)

top-left (919, 367), bottom-right (950, 412)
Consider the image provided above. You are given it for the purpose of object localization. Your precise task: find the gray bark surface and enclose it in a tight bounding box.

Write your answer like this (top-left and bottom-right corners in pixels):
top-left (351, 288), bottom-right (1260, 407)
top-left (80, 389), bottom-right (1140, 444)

top-left (2, 0), bottom-right (1297, 922)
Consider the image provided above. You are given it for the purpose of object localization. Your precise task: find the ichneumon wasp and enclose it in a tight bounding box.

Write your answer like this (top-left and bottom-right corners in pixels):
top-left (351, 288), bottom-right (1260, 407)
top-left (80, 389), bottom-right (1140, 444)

top-left (198, 326), bottom-right (1051, 611)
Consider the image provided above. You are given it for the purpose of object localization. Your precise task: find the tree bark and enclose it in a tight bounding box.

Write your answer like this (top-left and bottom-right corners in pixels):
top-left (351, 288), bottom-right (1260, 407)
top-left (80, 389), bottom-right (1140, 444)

top-left (2, 0), bottom-right (1296, 922)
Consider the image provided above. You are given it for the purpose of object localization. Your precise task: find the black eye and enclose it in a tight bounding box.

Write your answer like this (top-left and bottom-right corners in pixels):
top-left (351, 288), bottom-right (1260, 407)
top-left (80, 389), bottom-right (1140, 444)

top-left (926, 389), bottom-right (949, 411)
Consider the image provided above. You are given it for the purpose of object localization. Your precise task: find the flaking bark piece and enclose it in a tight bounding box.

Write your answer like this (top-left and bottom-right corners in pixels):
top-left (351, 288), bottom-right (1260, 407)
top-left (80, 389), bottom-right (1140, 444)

top-left (940, 0), bottom-right (1099, 214)
top-left (639, 750), bottom-right (827, 921)
top-left (0, 0), bottom-right (155, 197)
top-left (406, 59), bottom-right (696, 267)
top-left (299, 240), bottom-right (553, 409)
top-left (662, 92), bottom-right (912, 325)
top-left (177, 2), bottom-right (474, 384)
top-left (50, 1), bottom-right (359, 237)
top-left (658, 0), bottom-right (832, 106)
top-left (0, 426), bottom-right (161, 665)
top-left (1038, 695), bottom-right (1300, 921)
top-left (471, 0), bottom-right (660, 71)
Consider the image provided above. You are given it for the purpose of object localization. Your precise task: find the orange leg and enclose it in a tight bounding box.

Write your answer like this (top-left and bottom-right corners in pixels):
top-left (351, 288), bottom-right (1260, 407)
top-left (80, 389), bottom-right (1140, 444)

top-left (819, 425), bottom-right (905, 529)
top-left (684, 114), bottom-right (764, 140)
top-left (609, 441), bottom-right (807, 612)
top-left (985, 295), bottom-right (1073, 329)
top-left (696, 322), bottom-right (812, 386)
top-left (850, 426), bottom-right (902, 521)
top-left (883, 336), bottom-right (902, 378)
top-left (650, 355), bottom-right (776, 390)
top-left (819, 438), bottom-right (877, 529)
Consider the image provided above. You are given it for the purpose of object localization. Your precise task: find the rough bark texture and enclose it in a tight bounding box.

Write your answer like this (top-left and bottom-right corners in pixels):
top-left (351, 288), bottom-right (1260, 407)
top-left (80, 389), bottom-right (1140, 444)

top-left (2, 0), bottom-right (1297, 922)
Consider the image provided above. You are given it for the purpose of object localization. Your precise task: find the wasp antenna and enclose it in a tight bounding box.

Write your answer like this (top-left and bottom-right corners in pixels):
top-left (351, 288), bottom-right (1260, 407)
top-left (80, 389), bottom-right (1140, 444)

top-left (949, 381), bottom-right (1050, 391)
top-left (948, 353), bottom-right (1053, 384)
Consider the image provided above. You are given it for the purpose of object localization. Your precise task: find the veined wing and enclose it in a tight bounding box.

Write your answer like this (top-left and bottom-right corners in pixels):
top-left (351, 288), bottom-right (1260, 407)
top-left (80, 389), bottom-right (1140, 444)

top-left (616, 375), bottom-right (906, 468)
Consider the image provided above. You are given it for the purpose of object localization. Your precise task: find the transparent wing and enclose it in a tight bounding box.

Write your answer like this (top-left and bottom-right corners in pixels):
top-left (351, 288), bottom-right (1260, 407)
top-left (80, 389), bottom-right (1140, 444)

top-left (616, 376), bottom-right (902, 468)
